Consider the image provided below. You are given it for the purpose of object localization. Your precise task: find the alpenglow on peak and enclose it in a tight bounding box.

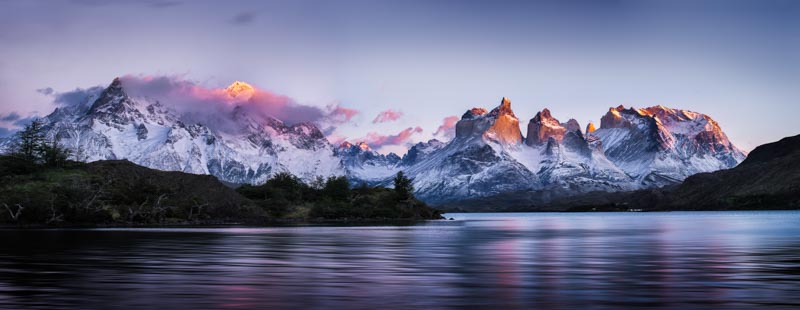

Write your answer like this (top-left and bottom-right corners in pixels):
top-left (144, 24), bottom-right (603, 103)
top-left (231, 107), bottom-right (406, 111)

top-left (225, 81), bottom-right (256, 100)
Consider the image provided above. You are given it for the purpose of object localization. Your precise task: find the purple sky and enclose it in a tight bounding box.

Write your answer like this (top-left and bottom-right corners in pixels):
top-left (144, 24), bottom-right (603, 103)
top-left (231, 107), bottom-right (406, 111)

top-left (1, 0), bottom-right (798, 153)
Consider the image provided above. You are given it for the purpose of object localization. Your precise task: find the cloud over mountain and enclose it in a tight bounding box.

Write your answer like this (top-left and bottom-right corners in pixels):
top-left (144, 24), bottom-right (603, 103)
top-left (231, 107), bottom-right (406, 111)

top-left (115, 75), bottom-right (357, 133)
top-left (0, 111), bottom-right (40, 137)
top-left (43, 86), bottom-right (105, 107)
top-left (372, 109), bottom-right (403, 123)
top-left (359, 126), bottom-right (423, 149)
top-left (433, 115), bottom-right (459, 140)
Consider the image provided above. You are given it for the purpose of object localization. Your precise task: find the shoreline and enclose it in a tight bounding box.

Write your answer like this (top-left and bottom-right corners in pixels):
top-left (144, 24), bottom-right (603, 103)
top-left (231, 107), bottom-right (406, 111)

top-left (5, 209), bottom-right (800, 228)
top-left (0, 216), bottom-right (448, 229)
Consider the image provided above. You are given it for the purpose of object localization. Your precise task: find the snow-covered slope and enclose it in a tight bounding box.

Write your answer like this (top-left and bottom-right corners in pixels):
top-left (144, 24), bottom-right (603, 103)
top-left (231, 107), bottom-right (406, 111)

top-left (397, 98), bottom-right (636, 204)
top-left (513, 109), bottom-right (635, 193)
top-left (34, 78), bottom-right (345, 184)
top-left (335, 141), bottom-right (401, 183)
top-left (590, 105), bottom-right (746, 187)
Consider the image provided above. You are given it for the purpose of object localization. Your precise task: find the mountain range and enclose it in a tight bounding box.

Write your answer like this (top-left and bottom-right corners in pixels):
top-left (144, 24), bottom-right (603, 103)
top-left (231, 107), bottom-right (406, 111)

top-left (533, 133), bottom-right (800, 212)
top-left (0, 78), bottom-right (747, 207)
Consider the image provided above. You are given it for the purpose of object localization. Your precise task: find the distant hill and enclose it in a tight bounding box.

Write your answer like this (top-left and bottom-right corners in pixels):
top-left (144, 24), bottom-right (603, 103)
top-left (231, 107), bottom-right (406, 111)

top-left (662, 134), bottom-right (800, 210)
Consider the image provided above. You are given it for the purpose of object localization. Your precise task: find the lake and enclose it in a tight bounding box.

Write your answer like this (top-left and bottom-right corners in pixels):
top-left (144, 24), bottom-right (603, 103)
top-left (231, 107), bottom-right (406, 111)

top-left (1, 211), bottom-right (799, 309)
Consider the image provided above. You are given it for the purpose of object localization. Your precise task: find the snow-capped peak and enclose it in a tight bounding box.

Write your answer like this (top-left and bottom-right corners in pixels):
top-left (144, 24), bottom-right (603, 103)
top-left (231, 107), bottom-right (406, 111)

top-left (225, 81), bottom-right (256, 100)
top-left (339, 141), bottom-right (372, 152)
top-left (3, 78), bottom-right (748, 208)
top-left (454, 97), bottom-right (523, 146)
top-left (88, 77), bottom-right (129, 113)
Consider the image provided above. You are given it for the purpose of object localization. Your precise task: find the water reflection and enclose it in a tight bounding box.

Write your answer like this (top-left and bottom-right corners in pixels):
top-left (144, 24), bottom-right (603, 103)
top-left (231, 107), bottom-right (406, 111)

top-left (1, 211), bottom-right (799, 309)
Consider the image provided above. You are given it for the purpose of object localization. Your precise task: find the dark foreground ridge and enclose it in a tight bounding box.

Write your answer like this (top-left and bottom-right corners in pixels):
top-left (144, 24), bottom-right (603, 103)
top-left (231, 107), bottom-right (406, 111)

top-left (443, 134), bottom-right (800, 212)
top-left (0, 158), bottom-right (443, 226)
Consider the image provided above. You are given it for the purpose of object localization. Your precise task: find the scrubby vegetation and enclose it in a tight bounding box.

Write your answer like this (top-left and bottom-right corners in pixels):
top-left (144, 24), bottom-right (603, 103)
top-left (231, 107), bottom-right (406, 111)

top-left (0, 157), bottom-right (263, 225)
top-left (0, 157), bottom-right (442, 226)
top-left (236, 171), bottom-right (442, 221)
top-left (0, 120), bottom-right (442, 225)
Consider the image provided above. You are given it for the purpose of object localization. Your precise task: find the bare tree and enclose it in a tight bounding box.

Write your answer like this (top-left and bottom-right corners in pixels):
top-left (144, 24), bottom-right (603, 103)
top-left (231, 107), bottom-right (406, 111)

top-left (3, 203), bottom-right (24, 221)
top-left (188, 200), bottom-right (208, 221)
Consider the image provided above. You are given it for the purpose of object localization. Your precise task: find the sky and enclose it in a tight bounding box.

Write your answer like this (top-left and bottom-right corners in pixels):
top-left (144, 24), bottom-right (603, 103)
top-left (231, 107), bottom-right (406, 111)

top-left (0, 0), bottom-right (798, 153)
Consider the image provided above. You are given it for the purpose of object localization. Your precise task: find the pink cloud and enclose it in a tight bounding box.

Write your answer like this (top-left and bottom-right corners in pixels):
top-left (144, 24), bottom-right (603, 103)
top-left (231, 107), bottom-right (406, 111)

top-left (326, 133), bottom-right (348, 145)
top-left (330, 106), bottom-right (359, 123)
top-left (372, 109), bottom-right (403, 123)
top-left (359, 126), bottom-right (423, 149)
top-left (433, 115), bottom-right (459, 139)
top-left (117, 75), bottom-right (357, 133)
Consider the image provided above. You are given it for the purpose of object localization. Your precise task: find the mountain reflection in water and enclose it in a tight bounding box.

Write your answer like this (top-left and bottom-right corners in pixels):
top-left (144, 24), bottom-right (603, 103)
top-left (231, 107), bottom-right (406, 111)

top-left (2, 211), bottom-right (799, 309)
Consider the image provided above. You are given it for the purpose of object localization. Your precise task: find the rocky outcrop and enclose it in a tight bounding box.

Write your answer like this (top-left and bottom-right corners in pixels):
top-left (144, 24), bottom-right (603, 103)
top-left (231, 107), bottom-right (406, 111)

top-left (563, 119), bottom-right (581, 134)
top-left (525, 109), bottom-right (567, 146)
top-left (455, 98), bottom-right (522, 145)
top-left (585, 122), bottom-right (596, 134)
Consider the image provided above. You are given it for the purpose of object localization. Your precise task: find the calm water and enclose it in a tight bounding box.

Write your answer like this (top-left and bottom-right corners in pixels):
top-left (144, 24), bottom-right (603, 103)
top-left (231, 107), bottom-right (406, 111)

top-left (1, 211), bottom-right (800, 309)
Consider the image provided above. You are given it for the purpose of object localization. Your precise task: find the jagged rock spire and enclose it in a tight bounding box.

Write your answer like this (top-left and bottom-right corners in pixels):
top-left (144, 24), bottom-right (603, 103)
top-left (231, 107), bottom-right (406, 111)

top-left (563, 119), bottom-right (581, 134)
top-left (455, 97), bottom-right (523, 145)
top-left (88, 77), bottom-right (133, 117)
top-left (586, 122), bottom-right (596, 133)
top-left (485, 97), bottom-right (523, 145)
top-left (525, 108), bottom-right (566, 146)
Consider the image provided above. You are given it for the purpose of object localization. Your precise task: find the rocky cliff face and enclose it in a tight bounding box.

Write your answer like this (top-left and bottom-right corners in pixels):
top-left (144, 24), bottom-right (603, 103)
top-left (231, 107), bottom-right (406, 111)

top-left (525, 108), bottom-right (567, 146)
top-left (455, 97), bottom-right (523, 145)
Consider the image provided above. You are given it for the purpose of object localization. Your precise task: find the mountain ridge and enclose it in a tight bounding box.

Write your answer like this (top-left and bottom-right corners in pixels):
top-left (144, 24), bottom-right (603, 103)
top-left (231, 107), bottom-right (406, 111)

top-left (0, 78), bottom-right (747, 208)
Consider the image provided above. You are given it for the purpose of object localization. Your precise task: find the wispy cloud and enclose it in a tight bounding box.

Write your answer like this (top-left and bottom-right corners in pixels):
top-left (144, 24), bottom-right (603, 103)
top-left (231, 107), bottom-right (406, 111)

top-left (46, 86), bottom-right (104, 107)
top-left (433, 115), bottom-right (459, 140)
top-left (70, 0), bottom-right (182, 8)
top-left (147, 0), bottom-right (182, 8)
top-left (230, 12), bottom-right (257, 25)
top-left (36, 87), bottom-right (54, 96)
top-left (330, 106), bottom-right (359, 123)
top-left (117, 75), bottom-right (357, 133)
top-left (372, 109), bottom-right (403, 124)
top-left (357, 126), bottom-right (423, 149)
top-left (0, 111), bottom-right (39, 136)
top-left (0, 112), bottom-right (20, 122)
top-left (326, 133), bottom-right (348, 145)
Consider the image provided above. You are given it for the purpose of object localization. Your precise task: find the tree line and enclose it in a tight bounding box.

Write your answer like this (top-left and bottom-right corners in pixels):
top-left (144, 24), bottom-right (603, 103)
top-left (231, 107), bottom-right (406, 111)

top-left (7, 118), bottom-right (72, 167)
top-left (234, 170), bottom-right (433, 220)
top-left (0, 119), bottom-right (440, 224)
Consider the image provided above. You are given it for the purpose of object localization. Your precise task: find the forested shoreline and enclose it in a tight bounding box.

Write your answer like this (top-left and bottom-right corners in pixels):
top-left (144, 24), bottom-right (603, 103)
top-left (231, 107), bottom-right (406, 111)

top-left (0, 120), bottom-right (443, 226)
